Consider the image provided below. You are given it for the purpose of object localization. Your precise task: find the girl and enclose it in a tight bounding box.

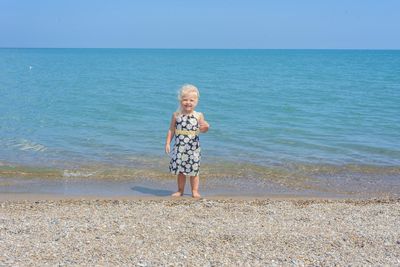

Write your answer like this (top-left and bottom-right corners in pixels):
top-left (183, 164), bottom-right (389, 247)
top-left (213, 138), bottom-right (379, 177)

top-left (165, 84), bottom-right (209, 198)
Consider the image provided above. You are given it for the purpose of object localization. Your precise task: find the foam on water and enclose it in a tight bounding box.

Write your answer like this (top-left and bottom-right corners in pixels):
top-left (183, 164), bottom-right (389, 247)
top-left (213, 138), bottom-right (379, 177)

top-left (63, 170), bottom-right (97, 178)
top-left (12, 139), bottom-right (47, 152)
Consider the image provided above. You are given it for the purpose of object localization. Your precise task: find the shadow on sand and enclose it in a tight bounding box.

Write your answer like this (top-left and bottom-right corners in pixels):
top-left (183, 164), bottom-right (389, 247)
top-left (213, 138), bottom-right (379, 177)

top-left (131, 186), bottom-right (174, 196)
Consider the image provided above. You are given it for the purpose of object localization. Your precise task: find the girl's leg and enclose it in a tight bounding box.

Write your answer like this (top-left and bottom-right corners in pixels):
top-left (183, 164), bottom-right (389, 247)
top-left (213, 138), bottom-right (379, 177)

top-left (171, 173), bottom-right (186, 197)
top-left (190, 176), bottom-right (201, 198)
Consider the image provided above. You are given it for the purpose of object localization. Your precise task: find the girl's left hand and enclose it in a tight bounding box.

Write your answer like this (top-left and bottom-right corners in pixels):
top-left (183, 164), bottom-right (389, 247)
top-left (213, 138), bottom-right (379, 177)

top-left (199, 120), bottom-right (209, 133)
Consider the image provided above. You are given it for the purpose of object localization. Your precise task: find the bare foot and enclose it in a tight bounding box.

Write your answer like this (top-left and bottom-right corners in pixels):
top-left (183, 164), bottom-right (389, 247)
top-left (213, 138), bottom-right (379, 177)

top-left (171, 191), bottom-right (183, 197)
top-left (192, 191), bottom-right (201, 198)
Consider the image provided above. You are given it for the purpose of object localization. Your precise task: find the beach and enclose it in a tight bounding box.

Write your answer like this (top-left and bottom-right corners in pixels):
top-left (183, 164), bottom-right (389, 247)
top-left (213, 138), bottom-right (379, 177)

top-left (1, 196), bottom-right (399, 266)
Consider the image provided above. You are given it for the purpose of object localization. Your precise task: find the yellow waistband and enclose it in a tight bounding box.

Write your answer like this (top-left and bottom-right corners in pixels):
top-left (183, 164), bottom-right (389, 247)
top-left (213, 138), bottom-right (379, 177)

top-left (175, 129), bottom-right (199, 136)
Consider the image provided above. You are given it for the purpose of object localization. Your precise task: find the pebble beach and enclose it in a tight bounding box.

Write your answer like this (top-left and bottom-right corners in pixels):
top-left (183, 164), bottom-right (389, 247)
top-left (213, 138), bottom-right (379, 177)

top-left (1, 196), bottom-right (399, 266)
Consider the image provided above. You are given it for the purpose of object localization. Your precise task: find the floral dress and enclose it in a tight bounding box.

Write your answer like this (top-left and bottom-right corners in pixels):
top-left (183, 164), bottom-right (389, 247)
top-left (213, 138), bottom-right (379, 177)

top-left (169, 112), bottom-right (201, 176)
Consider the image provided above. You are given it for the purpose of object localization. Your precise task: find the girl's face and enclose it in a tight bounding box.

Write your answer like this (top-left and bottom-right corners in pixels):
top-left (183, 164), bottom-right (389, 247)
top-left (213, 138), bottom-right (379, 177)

top-left (180, 92), bottom-right (198, 113)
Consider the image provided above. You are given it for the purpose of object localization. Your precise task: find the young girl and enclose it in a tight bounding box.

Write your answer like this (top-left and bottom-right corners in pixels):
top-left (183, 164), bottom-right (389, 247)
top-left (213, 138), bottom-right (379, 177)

top-left (165, 84), bottom-right (209, 198)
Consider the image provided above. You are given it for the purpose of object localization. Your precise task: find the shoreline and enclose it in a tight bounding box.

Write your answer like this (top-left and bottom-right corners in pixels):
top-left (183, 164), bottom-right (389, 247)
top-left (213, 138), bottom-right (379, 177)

top-left (2, 160), bottom-right (400, 201)
top-left (0, 192), bottom-right (395, 202)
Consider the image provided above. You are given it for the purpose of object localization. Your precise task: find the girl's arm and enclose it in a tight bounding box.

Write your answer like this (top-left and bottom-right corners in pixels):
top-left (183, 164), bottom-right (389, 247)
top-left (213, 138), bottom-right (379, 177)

top-left (199, 113), bottom-right (209, 133)
top-left (165, 113), bottom-right (176, 154)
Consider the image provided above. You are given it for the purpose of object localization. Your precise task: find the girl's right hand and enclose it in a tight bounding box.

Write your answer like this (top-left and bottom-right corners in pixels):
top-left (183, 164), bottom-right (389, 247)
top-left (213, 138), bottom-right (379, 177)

top-left (165, 144), bottom-right (170, 154)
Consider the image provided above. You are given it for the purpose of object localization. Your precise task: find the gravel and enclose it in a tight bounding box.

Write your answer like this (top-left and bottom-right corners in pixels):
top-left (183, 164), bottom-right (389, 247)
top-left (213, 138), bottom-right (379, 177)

top-left (1, 197), bottom-right (399, 266)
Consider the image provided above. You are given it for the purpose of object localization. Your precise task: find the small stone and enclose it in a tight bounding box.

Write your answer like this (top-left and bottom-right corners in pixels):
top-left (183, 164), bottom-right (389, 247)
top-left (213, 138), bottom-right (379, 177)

top-left (137, 261), bottom-right (147, 266)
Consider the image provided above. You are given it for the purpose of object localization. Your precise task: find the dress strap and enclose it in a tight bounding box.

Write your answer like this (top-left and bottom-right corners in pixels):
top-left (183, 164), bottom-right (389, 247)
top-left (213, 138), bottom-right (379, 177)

top-left (192, 111), bottom-right (202, 120)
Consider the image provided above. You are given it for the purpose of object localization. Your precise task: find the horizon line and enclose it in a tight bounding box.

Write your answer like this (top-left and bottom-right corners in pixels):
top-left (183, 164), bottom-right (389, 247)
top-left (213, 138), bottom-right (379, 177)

top-left (1, 47), bottom-right (400, 51)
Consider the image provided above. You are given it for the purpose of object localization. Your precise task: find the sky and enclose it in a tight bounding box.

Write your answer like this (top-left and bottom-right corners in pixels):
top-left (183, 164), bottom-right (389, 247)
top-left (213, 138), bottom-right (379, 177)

top-left (1, 0), bottom-right (399, 49)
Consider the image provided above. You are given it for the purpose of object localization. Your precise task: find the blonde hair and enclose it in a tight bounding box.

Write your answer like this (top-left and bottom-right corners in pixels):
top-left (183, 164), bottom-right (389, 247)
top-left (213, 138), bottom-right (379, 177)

top-left (176, 84), bottom-right (200, 114)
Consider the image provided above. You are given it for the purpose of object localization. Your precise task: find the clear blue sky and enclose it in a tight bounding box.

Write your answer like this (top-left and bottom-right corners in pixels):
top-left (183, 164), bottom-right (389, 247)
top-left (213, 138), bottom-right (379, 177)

top-left (1, 0), bottom-right (399, 49)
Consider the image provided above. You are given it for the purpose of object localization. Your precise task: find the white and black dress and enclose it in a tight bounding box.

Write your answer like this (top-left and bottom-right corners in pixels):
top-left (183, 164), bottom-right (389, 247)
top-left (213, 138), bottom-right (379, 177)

top-left (169, 112), bottom-right (201, 176)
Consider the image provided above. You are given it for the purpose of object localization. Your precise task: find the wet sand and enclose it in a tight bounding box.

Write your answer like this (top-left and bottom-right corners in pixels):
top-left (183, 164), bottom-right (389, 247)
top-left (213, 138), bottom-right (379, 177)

top-left (0, 192), bottom-right (345, 202)
top-left (1, 174), bottom-right (398, 200)
top-left (1, 196), bottom-right (399, 265)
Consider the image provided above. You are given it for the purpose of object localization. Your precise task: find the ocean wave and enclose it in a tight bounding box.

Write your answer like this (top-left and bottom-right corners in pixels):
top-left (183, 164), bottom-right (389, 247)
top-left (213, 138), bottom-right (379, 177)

top-left (1, 161), bottom-right (400, 177)
top-left (1, 160), bottom-right (399, 181)
top-left (63, 170), bottom-right (96, 178)
top-left (12, 139), bottom-right (47, 152)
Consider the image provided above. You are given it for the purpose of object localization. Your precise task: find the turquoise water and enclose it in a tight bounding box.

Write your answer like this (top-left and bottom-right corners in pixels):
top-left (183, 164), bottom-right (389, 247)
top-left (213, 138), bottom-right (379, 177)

top-left (0, 48), bottom-right (399, 196)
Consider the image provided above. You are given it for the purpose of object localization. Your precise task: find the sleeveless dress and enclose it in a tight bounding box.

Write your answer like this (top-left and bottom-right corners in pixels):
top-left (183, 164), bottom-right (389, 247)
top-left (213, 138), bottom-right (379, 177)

top-left (169, 112), bottom-right (201, 176)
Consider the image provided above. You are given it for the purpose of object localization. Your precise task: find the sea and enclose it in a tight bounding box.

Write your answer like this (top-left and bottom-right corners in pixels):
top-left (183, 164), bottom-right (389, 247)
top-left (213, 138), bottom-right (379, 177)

top-left (1, 48), bottom-right (399, 197)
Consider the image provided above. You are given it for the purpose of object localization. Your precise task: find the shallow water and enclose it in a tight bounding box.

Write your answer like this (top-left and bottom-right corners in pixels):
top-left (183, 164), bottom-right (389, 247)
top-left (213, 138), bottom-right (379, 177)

top-left (1, 158), bottom-right (399, 198)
